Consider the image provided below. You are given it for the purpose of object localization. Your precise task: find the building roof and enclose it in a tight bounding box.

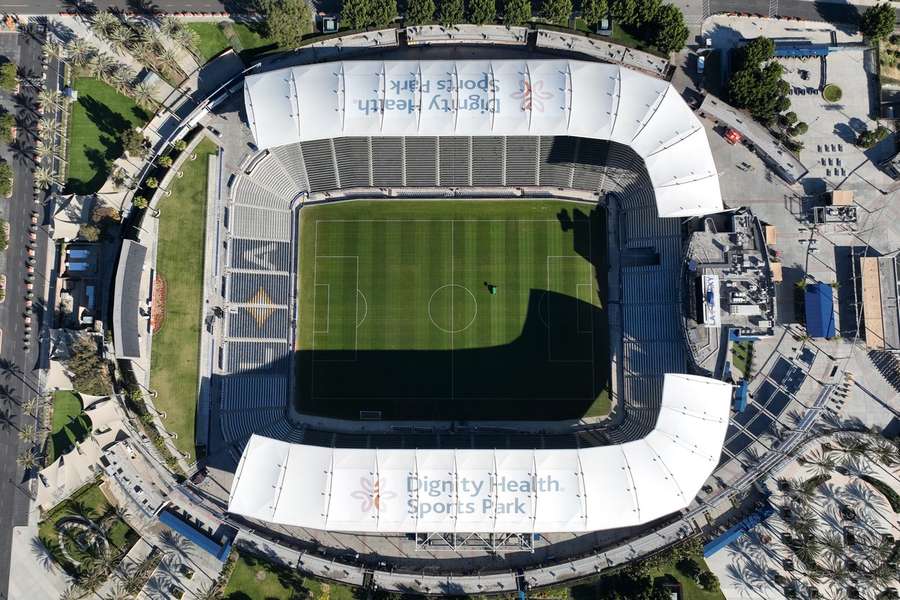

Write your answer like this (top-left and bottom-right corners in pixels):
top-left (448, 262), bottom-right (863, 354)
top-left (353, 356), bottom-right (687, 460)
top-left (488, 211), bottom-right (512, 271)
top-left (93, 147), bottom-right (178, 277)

top-left (698, 95), bottom-right (808, 184)
top-left (805, 282), bottom-right (836, 339)
top-left (112, 240), bottom-right (147, 360)
top-left (227, 374), bottom-right (732, 534)
top-left (243, 59), bottom-right (724, 218)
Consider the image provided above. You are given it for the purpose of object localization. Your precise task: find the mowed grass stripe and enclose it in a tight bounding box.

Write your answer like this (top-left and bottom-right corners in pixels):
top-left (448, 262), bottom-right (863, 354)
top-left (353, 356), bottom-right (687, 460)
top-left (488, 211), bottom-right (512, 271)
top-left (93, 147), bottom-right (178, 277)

top-left (295, 201), bottom-right (610, 420)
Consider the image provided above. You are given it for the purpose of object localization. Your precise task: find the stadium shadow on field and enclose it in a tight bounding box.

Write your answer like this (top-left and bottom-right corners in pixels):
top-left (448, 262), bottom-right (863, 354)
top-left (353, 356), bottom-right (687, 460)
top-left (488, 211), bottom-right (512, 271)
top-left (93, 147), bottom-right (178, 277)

top-left (293, 287), bottom-right (609, 420)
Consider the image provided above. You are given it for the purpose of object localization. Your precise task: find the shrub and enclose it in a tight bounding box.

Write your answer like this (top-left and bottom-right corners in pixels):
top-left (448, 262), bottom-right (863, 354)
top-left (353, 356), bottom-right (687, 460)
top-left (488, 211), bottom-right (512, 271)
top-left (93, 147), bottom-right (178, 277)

top-left (857, 125), bottom-right (891, 149)
top-left (698, 571), bottom-right (720, 592)
top-left (822, 84), bottom-right (842, 102)
top-left (0, 111), bottom-right (14, 142)
top-left (65, 335), bottom-right (113, 396)
top-left (0, 62), bottom-right (16, 91)
top-left (158, 155), bottom-right (173, 168)
top-left (145, 177), bottom-right (158, 189)
top-left (0, 161), bottom-right (12, 197)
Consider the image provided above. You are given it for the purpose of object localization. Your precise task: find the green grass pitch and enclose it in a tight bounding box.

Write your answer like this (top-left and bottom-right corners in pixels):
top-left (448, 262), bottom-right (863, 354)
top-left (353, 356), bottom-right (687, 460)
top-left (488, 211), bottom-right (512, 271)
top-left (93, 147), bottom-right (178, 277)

top-left (295, 200), bottom-right (610, 420)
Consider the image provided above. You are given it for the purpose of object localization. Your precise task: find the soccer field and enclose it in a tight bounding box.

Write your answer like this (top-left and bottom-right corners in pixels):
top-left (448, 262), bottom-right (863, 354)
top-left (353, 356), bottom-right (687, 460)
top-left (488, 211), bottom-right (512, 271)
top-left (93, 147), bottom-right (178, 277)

top-left (295, 200), bottom-right (610, 420)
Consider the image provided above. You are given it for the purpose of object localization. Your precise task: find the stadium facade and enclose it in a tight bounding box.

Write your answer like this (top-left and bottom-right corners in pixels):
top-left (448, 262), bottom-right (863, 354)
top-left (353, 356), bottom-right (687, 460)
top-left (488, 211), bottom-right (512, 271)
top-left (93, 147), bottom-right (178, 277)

top-left (242, 59), bottom-right (722, 217)
top-left (228, 374), bottom-right (731, 533)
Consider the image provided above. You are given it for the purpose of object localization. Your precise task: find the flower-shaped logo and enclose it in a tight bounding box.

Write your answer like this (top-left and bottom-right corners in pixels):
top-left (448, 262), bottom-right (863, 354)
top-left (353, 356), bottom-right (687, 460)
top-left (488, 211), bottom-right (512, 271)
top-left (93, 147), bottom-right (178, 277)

top-left (351, 477), bottom-right (396, 512)
top-left (512, 79), bottom-right (552, 112)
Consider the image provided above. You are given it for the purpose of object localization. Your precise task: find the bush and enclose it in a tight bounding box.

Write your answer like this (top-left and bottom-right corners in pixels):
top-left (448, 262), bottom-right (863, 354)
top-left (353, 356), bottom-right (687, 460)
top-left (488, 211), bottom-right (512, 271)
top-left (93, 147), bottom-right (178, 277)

top-left (698, 571), bottom-right (720, 592)
top-left (0, 219), bottom-right (7, 251)
top-left (0, 111), bottom-right (14, 143)
top-left (158, 155), bottom-right (173, 168)
top-left (0, 161), bottom-right (12, 197)
top-left (675, 557), bottom-right (702, 581)
top-left (65, 335), bottom-right (113, 395)
top-left (822, 84), bottom-right (842, 102)
top-left (857, 125), bottom-right (891, 149)
top-left (0, 62), bottom-right (16, 91)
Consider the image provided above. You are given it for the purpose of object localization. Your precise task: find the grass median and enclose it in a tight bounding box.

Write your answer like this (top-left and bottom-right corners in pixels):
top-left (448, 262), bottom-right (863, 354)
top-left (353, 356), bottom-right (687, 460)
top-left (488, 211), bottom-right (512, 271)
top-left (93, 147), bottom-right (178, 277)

top-left (149, 137), bottom-right (219, 463)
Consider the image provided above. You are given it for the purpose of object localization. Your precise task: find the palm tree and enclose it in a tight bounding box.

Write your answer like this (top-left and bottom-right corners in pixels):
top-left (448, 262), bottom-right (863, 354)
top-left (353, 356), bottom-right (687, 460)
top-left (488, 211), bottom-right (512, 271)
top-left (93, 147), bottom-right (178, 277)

top-left (174, 27), bottom-right (201, 62)
top-left (192, 583), bottom-right (219, 600)
top-left (37, 117), bottom-right (60, 143)
top-left (159, 15), bottom-right (181, 38)
top-left (90, 52), bottom-right (117, 83)
top-left (66, 39), bottom-right (93, 69)
top-left (131, 81), bottom-right (156, 112)
top-left (158, 46), bottom-right (182, 79)
top-left (91, 11), bottom-right (120, 40)
top-left (109, 66), bottom-right (133, 95)
top-left (58, 584), bottom-right (82, 600)
top-left (107, 24), bottom-right (133, 58)
top-left (34, 166), bottom-right (58, 191)
top-left (800, 447), bottom-right (838, 477)
top-left (103, 584), bottom-right (131, 600)
top-left (18, 423), bottom-right (35, 443)
top-left (16, 448), bottom-right (39, 472)
top-left (37, 89), bottom-right (60, 115)
top-left (21, 396), bottom-right (37, 416)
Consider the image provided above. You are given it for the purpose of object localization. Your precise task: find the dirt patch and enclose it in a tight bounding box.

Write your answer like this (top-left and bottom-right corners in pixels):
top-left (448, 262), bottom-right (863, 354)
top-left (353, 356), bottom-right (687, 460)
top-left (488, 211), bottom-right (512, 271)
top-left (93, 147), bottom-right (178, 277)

top-left (151, 274), bottom-right (167, 334)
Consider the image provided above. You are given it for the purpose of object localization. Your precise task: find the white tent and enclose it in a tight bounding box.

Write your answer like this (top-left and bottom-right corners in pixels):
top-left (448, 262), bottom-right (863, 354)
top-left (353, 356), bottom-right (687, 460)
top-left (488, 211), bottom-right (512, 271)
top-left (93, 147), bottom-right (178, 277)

top-left (242, 59), bottom-right (723, 218)
top-left (228, 374), bottom-right (731, 534)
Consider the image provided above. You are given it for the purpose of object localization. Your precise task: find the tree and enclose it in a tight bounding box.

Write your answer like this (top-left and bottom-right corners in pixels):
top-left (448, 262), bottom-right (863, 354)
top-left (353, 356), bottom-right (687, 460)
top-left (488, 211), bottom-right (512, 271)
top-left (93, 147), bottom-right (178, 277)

top-left (469, 0), bottom-right (496, 23)
top-left (676, 557), bottom-right (702, 581)
top-left (860, 3), bottom-right (895, 41)
top-left (16, 448), bottom-right (39, 472)
top-left (736, 36), bottom-right (775, 70)
top-left (66, 336), bottom-right (112, 394)
top-left (857, 125), bottom-right (891, 148)
top-left (407, 0), bottom-right (436, 24)
top-left (503, 0), bottom-right (531, 25)
top-left (261, 0), bottom-right (313, 47)
top-left (439, 0), bottom-right (464, 25)
top-left (341, 0), bottom-right (372, 28)
top-left (158, 155), bottom-right (173, 168)
top-left (371, 0), bottom-right (397, 27)
top-left (611, 0), bottom-right (658, 26)
top-left (145, 177), bottom-right (158, 189)
top-left (728, 45), bottom-right (789, 122)
top-left (581, 0), bottom-right (607, 29)
top-left (0, 62), bottom-right (16, 92)
top-left (542, 0), bottom-right (573, 25)
top-left (33, 166), bottom-right (57, 191)
top-left (79, 223), bottom-right (101, 242)
top-left (121, 128), bottom-right (147, 157)
top-left (651, 4), bottom-right (688, 54)
top-left (698, 571), bottom-right (720, 593)
top-left (132, 195), bottom-right (148, 209)
top-left (131, 81), bottom-right (156, 112)
top-left (18, 423), bottom-right (35, 443)
top-left (791, 121), bottom-right (808, 136)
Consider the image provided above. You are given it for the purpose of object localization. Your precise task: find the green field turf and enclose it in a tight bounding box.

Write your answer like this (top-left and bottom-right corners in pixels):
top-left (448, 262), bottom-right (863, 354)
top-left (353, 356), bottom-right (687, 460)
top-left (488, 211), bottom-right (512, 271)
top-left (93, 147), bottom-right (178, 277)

top-left (295, 200), bottom-right (610, 420)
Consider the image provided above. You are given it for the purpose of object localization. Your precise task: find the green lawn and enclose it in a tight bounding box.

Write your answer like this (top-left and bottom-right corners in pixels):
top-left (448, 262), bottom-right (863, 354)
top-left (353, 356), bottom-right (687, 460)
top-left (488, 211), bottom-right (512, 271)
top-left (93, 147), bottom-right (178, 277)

top-left (222, 553), bottom-right (355, 600)
top-left (295, 200), bottom-right (610, 420)
top-left (731, 341), bottom-right (753, 376)
top-left (187, 22), bottom-right (232, 61)
top-left (38, 482), bottom-right (138, 577)
top-left (572, 20), bottom-right (666, 57)
top-left (233, 23), bottom-right (278, 55)
top-left (149, 138), bottom-right (219, 463)
top-left (46, 391), bottom-right (91, 463)
top-left (66, 77), bottom-right (150, 195)
top-left (647, 553), bottom-right (726, 600)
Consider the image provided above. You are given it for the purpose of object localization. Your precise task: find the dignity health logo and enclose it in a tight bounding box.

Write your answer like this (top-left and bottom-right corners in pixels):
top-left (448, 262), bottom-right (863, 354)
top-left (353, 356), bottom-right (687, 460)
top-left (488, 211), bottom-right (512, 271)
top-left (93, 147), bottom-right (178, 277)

top-left (512, 79), bottom-right (552, 112)
top-left (351, 477), bottom-right (397, 512)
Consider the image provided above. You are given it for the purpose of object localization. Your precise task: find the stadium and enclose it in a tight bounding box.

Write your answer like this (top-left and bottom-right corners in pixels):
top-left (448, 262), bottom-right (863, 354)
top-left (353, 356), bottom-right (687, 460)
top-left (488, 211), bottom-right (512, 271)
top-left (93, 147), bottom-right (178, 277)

top-left (116, 45), bottom-right (744, 589)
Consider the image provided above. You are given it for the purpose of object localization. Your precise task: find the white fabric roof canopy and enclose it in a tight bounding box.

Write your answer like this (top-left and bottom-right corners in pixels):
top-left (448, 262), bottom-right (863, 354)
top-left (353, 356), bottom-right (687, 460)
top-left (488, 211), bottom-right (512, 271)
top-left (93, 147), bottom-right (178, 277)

top-left (243, 59), bottom-right (723, 218)
top-left (228, 374), bottom-right (731, 534)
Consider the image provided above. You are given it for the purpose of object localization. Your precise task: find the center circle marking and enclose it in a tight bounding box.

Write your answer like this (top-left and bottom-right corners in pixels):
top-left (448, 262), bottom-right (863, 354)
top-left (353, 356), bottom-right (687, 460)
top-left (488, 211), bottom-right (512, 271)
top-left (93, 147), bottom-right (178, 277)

top-left (428, 284), bottom-right (478, 334)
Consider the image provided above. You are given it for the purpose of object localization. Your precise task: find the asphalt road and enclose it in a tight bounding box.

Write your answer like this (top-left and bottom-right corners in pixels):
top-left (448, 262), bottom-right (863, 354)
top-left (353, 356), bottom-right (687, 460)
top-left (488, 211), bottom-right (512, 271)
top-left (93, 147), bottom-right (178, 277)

top-left (0, 23), bottom-right (53, 600)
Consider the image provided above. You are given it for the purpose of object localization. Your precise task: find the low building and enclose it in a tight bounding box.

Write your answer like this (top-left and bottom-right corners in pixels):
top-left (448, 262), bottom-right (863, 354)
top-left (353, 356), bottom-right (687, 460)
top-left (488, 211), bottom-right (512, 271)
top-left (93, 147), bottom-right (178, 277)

top-left (858, 254), bottom-right (900, 351)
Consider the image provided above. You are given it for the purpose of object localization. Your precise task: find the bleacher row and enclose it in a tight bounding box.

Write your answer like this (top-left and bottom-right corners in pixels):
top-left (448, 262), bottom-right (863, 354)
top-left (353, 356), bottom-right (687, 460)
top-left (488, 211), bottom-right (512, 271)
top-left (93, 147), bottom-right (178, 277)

top-left (213, 136), bottom-right (687, 461)
top-left (288, 136), bottom-right (643, 192)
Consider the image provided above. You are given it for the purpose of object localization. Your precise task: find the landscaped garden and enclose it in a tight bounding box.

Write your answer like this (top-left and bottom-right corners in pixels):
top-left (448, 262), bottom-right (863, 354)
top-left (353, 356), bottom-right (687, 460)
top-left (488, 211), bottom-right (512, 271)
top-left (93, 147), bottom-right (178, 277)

top-left (65, 77), bottom-right (150, 195)
top-left (38, 482), bottom-right (138, 585)
top-left (221, 552), bottom-right (355, 600)
top-left (148, 137), bottom-right (219, 463)
top-left (46, 391), bottom-right (91, 463)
